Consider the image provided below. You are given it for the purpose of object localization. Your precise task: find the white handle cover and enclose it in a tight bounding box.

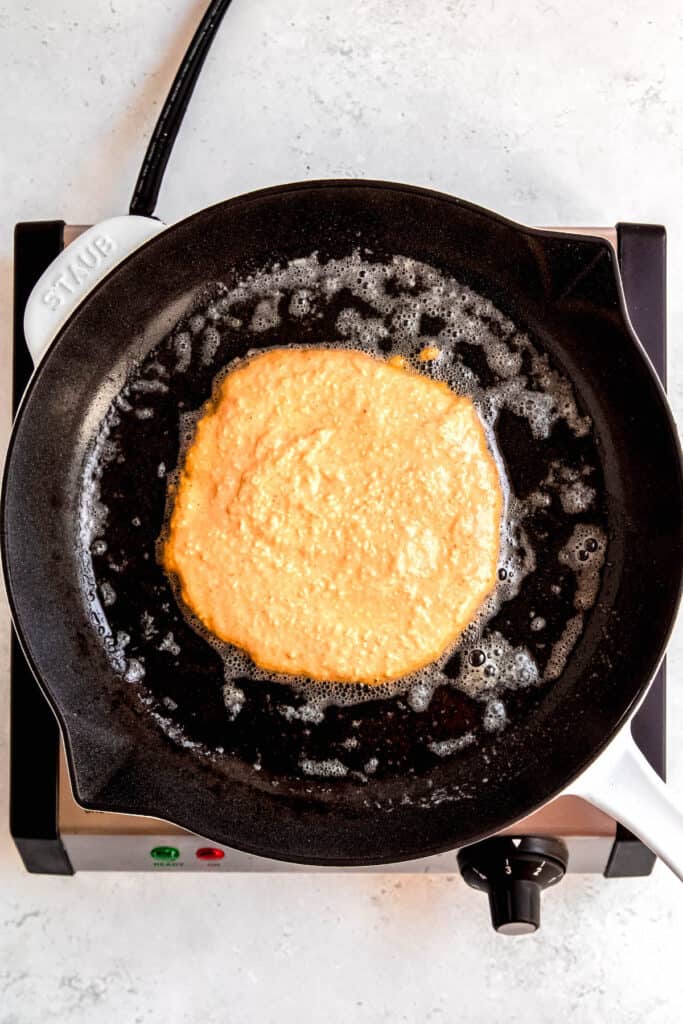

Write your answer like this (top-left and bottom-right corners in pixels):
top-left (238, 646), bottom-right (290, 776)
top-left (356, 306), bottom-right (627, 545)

top-left (24, 215), bottom-right (165, 366)
top-left (567, 727), bottom-right (683, 880)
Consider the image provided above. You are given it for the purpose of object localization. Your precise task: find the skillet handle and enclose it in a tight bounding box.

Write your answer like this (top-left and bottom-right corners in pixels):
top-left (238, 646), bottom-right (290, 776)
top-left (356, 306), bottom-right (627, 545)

top-left (23, 216), bottom-right (165, 366)
top-left (566, 727), bottom-right (683, 881)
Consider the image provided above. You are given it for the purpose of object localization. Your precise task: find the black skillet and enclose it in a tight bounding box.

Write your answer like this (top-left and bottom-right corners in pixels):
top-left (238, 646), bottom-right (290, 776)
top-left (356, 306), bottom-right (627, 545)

top-left (3, 178), bottom-right (683, 867)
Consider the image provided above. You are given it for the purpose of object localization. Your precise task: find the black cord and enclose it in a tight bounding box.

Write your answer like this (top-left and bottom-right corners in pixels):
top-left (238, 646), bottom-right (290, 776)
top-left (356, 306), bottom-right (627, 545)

top-left (129, 0), bottom-right (235, 218)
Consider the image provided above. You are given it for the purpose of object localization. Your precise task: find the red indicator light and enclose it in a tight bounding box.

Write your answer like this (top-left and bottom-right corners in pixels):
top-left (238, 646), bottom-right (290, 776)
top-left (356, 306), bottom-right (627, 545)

top-left (196, 847), bottom-right (225, 861)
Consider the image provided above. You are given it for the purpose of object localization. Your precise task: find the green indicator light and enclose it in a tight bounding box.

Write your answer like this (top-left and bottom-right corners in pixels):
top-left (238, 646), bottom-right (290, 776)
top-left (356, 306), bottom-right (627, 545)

top-left (150, 845), bottom-right (180, 861)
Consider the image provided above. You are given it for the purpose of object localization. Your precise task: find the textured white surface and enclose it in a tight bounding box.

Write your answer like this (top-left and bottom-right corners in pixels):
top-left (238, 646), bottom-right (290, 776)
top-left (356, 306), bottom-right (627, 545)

top-left (1, 1), bottom-right (682, 1021)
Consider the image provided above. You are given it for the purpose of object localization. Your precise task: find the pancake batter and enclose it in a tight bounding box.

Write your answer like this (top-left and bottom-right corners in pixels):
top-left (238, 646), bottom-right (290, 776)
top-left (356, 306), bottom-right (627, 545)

top-left (162, 347), bottom-right (503, 683)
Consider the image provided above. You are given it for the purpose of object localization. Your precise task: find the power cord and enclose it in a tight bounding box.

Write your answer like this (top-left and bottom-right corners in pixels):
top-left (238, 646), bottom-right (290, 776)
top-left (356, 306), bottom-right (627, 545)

top-left (129, 0), bottom-right (235, 218)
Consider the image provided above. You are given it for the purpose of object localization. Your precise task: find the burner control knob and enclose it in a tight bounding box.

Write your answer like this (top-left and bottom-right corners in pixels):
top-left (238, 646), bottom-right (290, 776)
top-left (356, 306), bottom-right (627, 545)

top-left (457, 836), bottom-right (568, 935)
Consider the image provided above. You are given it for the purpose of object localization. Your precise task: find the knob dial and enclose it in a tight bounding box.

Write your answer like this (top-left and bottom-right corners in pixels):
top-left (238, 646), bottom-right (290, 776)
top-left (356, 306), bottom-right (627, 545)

top-left (457, 836), bottom-right (568, 934)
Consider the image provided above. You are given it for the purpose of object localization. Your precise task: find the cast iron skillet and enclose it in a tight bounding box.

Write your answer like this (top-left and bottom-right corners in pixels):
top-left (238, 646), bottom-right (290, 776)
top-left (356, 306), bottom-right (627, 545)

top-left (3, 181), bottom-right (683, 864)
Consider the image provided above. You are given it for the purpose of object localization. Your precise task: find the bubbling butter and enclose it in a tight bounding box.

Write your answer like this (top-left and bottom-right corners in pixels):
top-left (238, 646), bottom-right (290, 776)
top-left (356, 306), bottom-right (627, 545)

top-left (80, 249), bottom-right (608, 757)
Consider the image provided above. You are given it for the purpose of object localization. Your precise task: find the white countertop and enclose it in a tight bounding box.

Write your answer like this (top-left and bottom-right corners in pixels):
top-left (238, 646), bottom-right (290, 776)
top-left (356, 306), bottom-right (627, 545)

top-left (1, 1), bottom-right (682, 1021)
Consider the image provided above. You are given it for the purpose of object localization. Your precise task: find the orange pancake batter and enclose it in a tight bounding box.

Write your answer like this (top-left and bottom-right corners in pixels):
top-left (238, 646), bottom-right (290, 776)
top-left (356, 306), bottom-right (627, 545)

top-left (162, 348), bottom-right (502, 683)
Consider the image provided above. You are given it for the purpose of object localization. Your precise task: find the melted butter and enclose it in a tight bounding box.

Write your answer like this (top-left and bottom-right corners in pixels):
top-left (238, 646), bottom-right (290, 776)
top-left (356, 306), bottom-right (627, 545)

top-left (163, 347), bottom-right (503, 684)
